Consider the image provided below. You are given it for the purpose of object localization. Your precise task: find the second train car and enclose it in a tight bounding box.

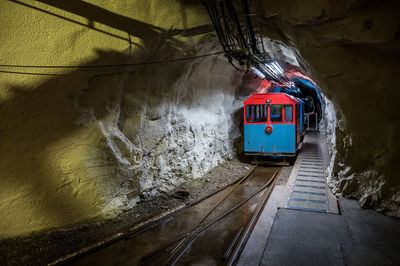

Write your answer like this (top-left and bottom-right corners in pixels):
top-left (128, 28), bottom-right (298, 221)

top-left (244, 93), bottom-right (305, 157)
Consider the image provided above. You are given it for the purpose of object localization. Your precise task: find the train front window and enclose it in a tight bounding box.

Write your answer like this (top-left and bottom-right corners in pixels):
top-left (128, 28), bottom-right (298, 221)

top-left (270, 104), bottom-right (283, 122)
top-left (285, 105), bottom-right (293, 123)
top-left (246, 104), bottom-right (268, 123)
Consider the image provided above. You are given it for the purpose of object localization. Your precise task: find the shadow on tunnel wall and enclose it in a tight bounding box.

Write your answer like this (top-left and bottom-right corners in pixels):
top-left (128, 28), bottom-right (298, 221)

top-left (1, 0), bottom-right (220, 238)
top-left (0, 51), bottom-right (135, 237)
top-left (10, 0), bottom-right (213, 53)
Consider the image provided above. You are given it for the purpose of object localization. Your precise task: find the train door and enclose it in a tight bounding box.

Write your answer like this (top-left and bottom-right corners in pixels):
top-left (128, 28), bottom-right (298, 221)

top-left (244, 104), bottom-right (268, 152)
top-left (265, 103), bottom-right (296, 154)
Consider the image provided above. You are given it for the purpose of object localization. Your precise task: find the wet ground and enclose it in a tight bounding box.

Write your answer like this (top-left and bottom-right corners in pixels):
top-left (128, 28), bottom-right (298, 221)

top-left (71, 167), bottom-right (278, 266)
top-left (0, 160), bottom-right (252, 266)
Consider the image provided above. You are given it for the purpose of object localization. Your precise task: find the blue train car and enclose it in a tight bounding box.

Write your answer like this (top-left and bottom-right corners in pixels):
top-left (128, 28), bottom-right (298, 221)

top-left (244, 93), bottom-right (304, 156)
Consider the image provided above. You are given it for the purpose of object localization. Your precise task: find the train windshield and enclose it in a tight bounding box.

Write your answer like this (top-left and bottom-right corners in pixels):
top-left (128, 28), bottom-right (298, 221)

top-left (270, 105), bottom-right (283, 122)
top-left (270, 104), bottom-right (293, 123)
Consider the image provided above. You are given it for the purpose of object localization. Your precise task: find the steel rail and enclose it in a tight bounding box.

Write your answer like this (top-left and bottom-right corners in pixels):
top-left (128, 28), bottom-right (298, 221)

top-left (127, 166), bottom-right (257, 240)
top-left (163, 166), bottom-right (256, 255)
top-left (223, 226), bottom-right (244, 259)
top-left (164, 168), bottom-right (280, 266)
top-left (140, 167), bottom-right (258, 265)
top-left (139, 167), bottom-right (257, 265)
top-left (226, 168), bottom-right (281, 265)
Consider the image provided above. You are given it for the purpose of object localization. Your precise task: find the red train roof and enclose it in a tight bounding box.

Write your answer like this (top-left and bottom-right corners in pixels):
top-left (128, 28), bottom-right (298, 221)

top-left (244, 93), bottom-right (296, 105)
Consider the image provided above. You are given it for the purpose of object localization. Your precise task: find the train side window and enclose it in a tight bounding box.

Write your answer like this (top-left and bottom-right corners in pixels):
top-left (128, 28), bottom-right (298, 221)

top-left (270, 104), bottom-right (283, 122)
top-left (257, 105), bottom-right (267, 122)
top-left (260, 105), bottom-right (263, 120)
top-left (285, 105), bottom-right (293, 123)
top-left (263, 105), bottom-right (267, 119)
top-left (255, 105), bottom-right (260, 120)
top-left (260, 105), bottom-right (264, 120)
top-left (246, 105), bottom-right (255, 122)
top-left (246, 105), bottom-right (268, 123)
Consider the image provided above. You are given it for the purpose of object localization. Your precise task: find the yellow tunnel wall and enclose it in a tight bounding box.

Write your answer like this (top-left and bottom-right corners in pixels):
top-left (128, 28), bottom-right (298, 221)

top-left (0, 0), bottom-right (209, 239)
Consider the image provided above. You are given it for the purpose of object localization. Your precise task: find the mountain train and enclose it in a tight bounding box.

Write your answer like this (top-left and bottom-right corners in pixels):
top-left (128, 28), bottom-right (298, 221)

top-left (243, 78), bottom-right (324, 157)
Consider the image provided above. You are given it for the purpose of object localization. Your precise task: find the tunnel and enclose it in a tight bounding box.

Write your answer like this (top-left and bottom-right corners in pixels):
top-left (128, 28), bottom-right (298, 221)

top-left (0, 0), bottom-right (399, 265)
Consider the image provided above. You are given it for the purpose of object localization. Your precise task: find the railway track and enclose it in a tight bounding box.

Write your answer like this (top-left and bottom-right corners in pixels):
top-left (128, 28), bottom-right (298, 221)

top-left (54, 166), bottom-right (281, 266)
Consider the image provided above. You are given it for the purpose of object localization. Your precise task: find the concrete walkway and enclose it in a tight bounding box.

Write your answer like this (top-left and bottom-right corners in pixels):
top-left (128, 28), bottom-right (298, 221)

top-left (260, 198), bottom-right (400, 266)
top-left (238, 131), bottom-right (400, 266)
top-left (287, 131), bottom-right (338, 213)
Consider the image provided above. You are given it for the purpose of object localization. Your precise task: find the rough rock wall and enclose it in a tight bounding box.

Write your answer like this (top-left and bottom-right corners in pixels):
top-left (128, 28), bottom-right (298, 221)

top-left (0, 0), bottom-right (235, 238)
top-left (95, 43), bottom-right (240, 215)
top-left (2, 0), bottom-right (398, 240)
top-left (258, 0), bottom-right (400, 216)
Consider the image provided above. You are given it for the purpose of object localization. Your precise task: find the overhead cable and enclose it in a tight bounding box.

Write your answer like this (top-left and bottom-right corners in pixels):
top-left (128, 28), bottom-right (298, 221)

top-left (0, 51), bottom-right (225, 70)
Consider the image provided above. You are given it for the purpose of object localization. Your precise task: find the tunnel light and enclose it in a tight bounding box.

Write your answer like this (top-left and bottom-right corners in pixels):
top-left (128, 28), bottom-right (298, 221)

top-left (265, 61), bottom-right (284, 76)
top-left (260, 64), bottom-right (280, 81)
top-left (251, 66), bottom-right (266, 79)
top-left (252, 62), bottom-right (296, 89)
top-left (271, 61), bottom-right (284, 75)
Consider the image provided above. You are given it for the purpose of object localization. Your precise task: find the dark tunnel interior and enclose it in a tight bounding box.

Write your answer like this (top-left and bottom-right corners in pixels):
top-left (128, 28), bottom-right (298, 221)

top-left (0, 0), bottom-right (400, 265)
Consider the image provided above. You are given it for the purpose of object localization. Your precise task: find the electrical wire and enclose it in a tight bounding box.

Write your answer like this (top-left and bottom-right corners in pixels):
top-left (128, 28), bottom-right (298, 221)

top-left (0, 51), bottom-right (225, 70)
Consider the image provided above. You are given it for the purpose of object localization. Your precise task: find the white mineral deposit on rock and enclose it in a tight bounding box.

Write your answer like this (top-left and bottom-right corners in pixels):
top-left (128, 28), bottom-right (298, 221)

top-left (320, 97), bottom-right (338, 185)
